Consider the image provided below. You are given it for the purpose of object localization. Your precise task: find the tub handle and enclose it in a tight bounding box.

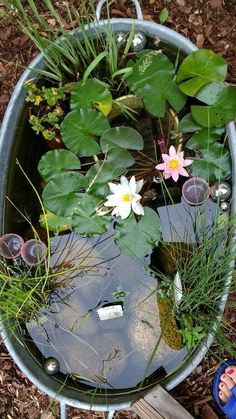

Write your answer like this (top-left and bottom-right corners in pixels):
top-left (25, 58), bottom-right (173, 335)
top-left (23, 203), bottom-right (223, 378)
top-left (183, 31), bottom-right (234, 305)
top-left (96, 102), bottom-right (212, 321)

top-left (95, 0), bottom-right (143, 21)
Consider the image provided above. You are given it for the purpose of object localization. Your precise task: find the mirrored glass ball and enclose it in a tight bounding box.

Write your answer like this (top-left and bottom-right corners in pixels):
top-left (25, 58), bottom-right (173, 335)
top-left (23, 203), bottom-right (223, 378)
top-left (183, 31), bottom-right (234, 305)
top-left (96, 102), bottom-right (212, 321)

top-left (220, 201), bottom-right (230, 212)
top-left (131, 32), bottom-right (147, 52)
top-left (44, 357), bottom-right (60, 375)
top-left (210, 181), bottom-right (231, 201)
top-left (115, 32), bottom-right (127, 47)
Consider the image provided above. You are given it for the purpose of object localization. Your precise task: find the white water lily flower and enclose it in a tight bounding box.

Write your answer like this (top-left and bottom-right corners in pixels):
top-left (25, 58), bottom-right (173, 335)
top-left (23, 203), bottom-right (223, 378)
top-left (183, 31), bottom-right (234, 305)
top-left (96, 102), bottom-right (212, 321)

top-left (104, 175), bottom-right (144, 219)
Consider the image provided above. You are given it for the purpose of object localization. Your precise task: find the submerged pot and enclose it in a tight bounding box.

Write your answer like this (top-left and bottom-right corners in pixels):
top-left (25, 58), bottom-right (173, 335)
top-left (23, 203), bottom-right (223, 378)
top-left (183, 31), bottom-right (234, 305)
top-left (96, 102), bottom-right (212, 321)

top-left (0, 0), bottom-right (236, 416)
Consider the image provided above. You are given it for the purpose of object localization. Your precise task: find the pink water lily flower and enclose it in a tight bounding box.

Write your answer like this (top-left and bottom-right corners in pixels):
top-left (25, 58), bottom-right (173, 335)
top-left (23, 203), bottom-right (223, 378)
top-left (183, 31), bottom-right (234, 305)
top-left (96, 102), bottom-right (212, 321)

top-left (155, 145), bottom-right (193, 182)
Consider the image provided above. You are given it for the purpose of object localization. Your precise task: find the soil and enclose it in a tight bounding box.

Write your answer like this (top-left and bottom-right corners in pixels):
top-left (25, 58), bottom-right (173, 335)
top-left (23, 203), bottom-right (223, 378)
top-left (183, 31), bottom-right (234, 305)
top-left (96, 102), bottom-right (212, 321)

top-left (0, 0), bottom-right (236, 418)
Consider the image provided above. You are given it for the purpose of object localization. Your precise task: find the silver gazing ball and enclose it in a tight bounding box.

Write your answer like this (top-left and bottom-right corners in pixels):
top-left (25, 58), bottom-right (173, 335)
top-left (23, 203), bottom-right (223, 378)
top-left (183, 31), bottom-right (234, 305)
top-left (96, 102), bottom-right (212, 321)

top-left (220, 201), bottom-right (230, 212)
top-left (210, 181), bottom-right (231, 202)
top-left (44, 357), bottom-right (60, 375)
top-left (115, 31), bottom-right (127, 47)
top-left (131, 32), bottom-right (147, 52)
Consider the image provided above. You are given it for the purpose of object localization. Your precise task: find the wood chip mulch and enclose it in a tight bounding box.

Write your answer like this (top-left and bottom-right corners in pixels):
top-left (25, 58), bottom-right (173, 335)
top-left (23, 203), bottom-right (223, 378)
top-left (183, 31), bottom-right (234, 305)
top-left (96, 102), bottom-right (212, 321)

top-left (0, 0), bottom-right (236, 418)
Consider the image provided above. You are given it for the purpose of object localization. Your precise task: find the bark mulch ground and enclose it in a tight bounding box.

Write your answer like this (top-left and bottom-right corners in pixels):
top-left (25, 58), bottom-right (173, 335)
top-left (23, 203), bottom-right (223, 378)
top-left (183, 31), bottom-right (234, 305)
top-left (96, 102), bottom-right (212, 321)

top-left (0, 0), bottom-right (236, 418)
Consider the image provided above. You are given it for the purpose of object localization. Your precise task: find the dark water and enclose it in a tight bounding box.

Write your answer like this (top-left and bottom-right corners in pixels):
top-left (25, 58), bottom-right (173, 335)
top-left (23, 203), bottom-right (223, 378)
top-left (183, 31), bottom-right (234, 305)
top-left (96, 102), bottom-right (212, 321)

top-left (26, 227), bottom-right (187, 390)
top-left (26, 193), bottom-right (219, 390)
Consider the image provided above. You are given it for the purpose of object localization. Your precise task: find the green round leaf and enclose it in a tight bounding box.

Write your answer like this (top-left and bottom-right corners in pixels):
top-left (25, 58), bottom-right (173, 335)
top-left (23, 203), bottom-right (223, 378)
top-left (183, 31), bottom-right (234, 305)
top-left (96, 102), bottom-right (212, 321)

top-left (115, 207), bottom-right (160, 259)
top-left (179, 113), bottom-right (203, 133)
top-left (70, 79), bottom-right (113, 116)
top-left (39, 210), bottom-right (72, 232)
top-left (196, 82), bottom-right (227, 105)
top-left (176, 49), bottom-right (227, 96)
top-left (190, 143), bottom-right (231, 182)
top-left (191, 85), bottom-right (236, 127)
top-left (126, 51), bottom-right (185, 117)
top-left (42, 172), bottom-right (88, 216)
top-left (72, 194), bottom-right (111, 236)
top-left (86, 161), bottom-right (125, 185)
top-left (100, 126), bottom-right (144, 152)
top-left (186, 129), bottom-right (221, 151)
top-left (60, 109), bottom-right (110, 156)
top-left (38, 149), bottom-right (81, 182)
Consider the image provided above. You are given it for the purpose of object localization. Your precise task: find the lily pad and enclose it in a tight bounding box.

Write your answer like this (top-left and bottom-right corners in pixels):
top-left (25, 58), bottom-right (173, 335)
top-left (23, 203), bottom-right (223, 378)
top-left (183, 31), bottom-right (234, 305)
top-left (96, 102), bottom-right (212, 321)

top-left (186, 129), bottom-right (222, 151)
top-left (176, 49), bottom-right (227, 96)
top-left (179, 114), bottom-right (203, 133)
top-left (86, 161), bottom-right (126, 196)
top-left (72, 194), bottom-right (111, 236)
top-left (39, 210), bottom-right (72, 232)
top-left (190, 143), bottom-right (231, 182)
top-left (115, 207), bottom-right (160, 259)
top-left (42, 172), bottom-right (88, 217)
top-left (100, 126), bottom-right (144, 168)
top-left (38, 149), bottom-right (81, 182)
top-left (126, 51), bottom-right (186, 117)
top-left (191, 84), bottom-right (236, 127)
top-left (70, 79), bottom-right (113, 116)
top-left (60, 109), bottom-right (110, 156)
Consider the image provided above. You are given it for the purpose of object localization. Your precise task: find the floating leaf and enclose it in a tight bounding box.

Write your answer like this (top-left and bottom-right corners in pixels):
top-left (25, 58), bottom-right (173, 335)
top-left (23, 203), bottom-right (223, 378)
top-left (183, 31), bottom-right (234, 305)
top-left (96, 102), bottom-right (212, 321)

top-left (126, 51), bottom-right (186, 117)
top-left (72, 194), bottom-right (111, 236)
top-left (42, 172), bottom-right (88, 217)
top-left (38, 149), bottom-right (81, 182)
top-left (115, 207), bottom-right (160, 259)
top-left (179, 113), bottom-right (203, 133)
top-left (60, 109), bottom-right (110, 156)
top-left (39, 210), bottom-right (72, 232)
top-left (190, 143), bottom-right (231, 182)
top-left (186, 129), bottom-right (222, 151)
top-left (176, 49), bottom-right (227, 96)
top-left (100, 126), bottom-right (143, 167)
top-left (70, 79), bottom-right (113, 116)
top-left (195, 82), bottom-right (228, 105)
top-left (86, 161), bottom-right (125, 196)
top-left (191, 84), bottom-right (236, 127)
top-left (101, 126), bottom-right (144, 151)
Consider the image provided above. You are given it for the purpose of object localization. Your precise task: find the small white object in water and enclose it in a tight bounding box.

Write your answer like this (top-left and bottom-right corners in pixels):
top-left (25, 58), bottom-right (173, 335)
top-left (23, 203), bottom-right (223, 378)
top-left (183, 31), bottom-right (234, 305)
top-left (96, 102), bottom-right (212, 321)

top-left (97, 305), bottom-right (123, 321)
top-left (174, 271), bottom-right (183, 306)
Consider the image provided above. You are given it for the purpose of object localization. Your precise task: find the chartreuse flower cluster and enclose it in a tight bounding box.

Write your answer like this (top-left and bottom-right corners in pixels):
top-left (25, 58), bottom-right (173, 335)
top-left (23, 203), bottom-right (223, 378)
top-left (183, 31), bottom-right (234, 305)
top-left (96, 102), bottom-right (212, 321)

top-left (24, 81), bottom-right (66, 141)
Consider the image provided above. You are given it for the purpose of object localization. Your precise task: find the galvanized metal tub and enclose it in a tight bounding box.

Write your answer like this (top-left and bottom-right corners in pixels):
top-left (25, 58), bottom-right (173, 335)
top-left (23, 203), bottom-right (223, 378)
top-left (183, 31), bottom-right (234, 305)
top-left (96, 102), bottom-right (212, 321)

top-left (0, 0), bottom-right (236, 416)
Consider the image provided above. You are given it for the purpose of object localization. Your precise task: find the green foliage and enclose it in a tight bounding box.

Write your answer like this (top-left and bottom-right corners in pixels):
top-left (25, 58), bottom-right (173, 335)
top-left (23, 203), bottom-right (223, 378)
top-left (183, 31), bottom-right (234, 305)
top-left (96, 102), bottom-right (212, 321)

top-left (126, 51), bottom-right (186, 117)
top-left (25, 81), bottom-right (65, 141)
top-left (72, 195), bottom-right (111, 236)
top-left (70, 78), bottom-right (113, 116)
top-left (86, 161), bottom-right (125, 196)
top-left (60, 108), bottom-right (110, 156)
top-left (100, 126), bottom-right (144, 167)
top-left (176, 49), bottom-right (227, 96)
top-left (186, 129), bottom-right (222, 151)
top-left (179, 113), bottom-right (203, 133)
top-left (42, 172), bottom-right (88, 216)
top-left (179, 316), bottom-right (206, 351)
top-left (191, 84), bottom-right (236, 127)
top-left (159, 8), bottom-right (169, 24)
top-left (189, 143), bottom-right (231, 182)
top-left (39, 210), bottom-right (72, 233)
top-left (115, 208), bottom-right (161, 259)
top-left (38, 149), bottom-right (81, 182)
top-left (112, 286), bottom-right (130, 302)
